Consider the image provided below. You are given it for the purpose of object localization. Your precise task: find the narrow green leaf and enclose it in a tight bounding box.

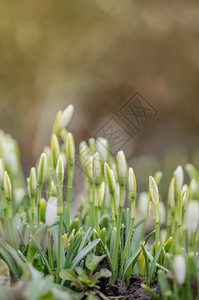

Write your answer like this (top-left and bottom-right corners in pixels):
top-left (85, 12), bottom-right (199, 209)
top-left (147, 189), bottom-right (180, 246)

top-left (78, 227), bottom-right (93, 254)
top-left (64, 235), bottom-right (82, 268)
top-left (149, 242), bottom-right (163, 283)
top-left (70, 239), bottom-right (100, 270)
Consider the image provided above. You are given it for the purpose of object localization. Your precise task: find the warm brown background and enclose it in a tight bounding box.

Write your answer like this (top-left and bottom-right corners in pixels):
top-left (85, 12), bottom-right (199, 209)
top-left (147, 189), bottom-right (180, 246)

top-left (0, 0), bottom-right (199, 193)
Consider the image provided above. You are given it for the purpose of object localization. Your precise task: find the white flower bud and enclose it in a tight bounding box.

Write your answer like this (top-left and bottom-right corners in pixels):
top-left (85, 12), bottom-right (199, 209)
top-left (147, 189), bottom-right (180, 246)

top-left (38, 153), bottom-right (47, 186)
top-left (30, 167), bottom-right (37, 195)
top-left (159, 202), bottom-right (166, 224)
top-left (58, 104), bottom-right (74, 129)
top-left (188, 179), bottom-right (199, 200)
top-left (51, 134), bottom-right (60, 167)
top-left (186, 200), bottom-right (199, 234)
top-left (96, 137), bottom-right (109, 162)
top-left (60, 152), bottom-right (67, 169)
top-left (117, 151), bottom-right (126, 177)
top-left (0, 159), bottom-right (4, 182)
top-left (87, 155), bottom-right (94, 181)
top-left (104, 162), bottom-right (115, 196)
top-left (174, 165), bottom-right (184, 193)
top-left (79, 141), bottom-right (90, 167)
top-left (89, 138), bottom-right (96, 153)
top-left (4, 171), bottom-right (12, 199)
top-left (14, 187), bottom-right (25, 204)
top-left (49, 180), bottom-right (55, 197)
top-left (98, 181), bottom-right (105, 207)
top-left (168, 177), bottom-right (175, 207)
top-left (56, 156), bottom-right (64, 182)
top-left (45, 196), bottom-right (58, 226)
top-left (173, 254), bottom-right (186, 285)
top-left (138, 192), bottom-right (149, 216)
top-left (181, 184), bottom-right (188, 206)
top-left (66, 132), bottom-right (75, 162)
top-left (149, 176), bottom-right (159, 222)
top-left (128, 167), bottom-right (136, 198)
top-left (93, 152), bottom-right (101, 184)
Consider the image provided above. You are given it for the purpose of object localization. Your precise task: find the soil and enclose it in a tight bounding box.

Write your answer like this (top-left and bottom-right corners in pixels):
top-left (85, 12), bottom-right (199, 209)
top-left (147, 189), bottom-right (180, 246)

top-left (95, 253), bottom-right (161, 300)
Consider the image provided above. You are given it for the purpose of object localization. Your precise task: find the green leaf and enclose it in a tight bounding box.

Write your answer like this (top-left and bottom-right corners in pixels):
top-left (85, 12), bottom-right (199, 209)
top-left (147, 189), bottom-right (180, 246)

top-left (141, 243), bottom-right (150, 284)
top-left (0, 259), bottom-right (10, 286)
top-left (94, 268), bottom-right (112, 279)
top-left (123, 230), bottom-right (155, 279)
top-left (70, 239), bottom-right (100, 270)
top-left (78, 227), bottom-right (93, 254)
top-left (59, 269), bottom-right (77, 281)
top-left (64, 235), bottom-right (82, 269)
top-left (86, 253), bottom-right (106, 272)
top-left (158, 270), bottom-right (172, 297)
top-left (149, 242), bottom-right (163, 284)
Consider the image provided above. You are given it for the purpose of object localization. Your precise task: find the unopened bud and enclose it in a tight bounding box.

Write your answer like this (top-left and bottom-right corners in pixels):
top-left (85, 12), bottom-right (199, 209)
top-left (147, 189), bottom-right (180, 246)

top-left (38, 153), bottom-right (47, 186)
top-left (4, 171), bottom-right (11, 200)
top-left (45, 196), bottom-right (58, 226)
top-left (51, 134), bottom-right (60, 168)
top-left (173, 254), bottom-right (186, 285)
top-left (56, 156), bottom-right (64, 182)
top-left (93, 152), bottom-right (101, 185)
top-left (104, 162), bottom-right (115, 196)
top-left (30, 167), bottom-right (37, 196)
top-left (116, 151), bottom-right (127, 186)
top-left (66, 132), bottom-right (75, 162)
top-left (58, 104), bottom-right (74, 129)
top-left (128, 167), bottom-right (136, 198)
top-left (96, 137), bottom-right (109, 163)
top-left (98, 182), bottom-right (105, 207)
top-left (174, 165), bottom-right (184, 194)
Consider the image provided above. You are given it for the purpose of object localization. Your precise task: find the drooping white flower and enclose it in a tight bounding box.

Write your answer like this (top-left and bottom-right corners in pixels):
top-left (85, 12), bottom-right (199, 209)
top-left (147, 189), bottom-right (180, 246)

top-left (96, 137), bottom-right (109, 162)
top-left (174, 166), bottom-right (184, 193)
top-left (138, 192), bottom-right (149, 216)
top-left (173, 254), bottom-right (186, 285)
top-left (58, 104), bottom-right (74, 129)
top-left (45, 196), bottom-right (58, 226)
top-left (66, 132), bottom-right (75, 162)
top-left (186, 200), bottom-right (199, 234)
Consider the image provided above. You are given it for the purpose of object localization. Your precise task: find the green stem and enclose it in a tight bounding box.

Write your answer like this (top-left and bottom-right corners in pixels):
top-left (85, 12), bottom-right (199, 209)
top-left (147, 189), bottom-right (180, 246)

top-left (66, 161), bottom-right (74, 231)
top-left (119, 217), bottom-right (135, 278)
top-left (56, 213), bottom-right (63, 283)
top-left (30, 194), bottom-right (35, 230)
top-left (155, 221), bottom-right (160, 249)
top-left (8, 201), bottom-right (17, 250)
top-left (37, 186), bottom-right (42, 226)
top-left (47, 229), bottom-right (53, 269)
top-left (111, 186), bottom-right (125, 283)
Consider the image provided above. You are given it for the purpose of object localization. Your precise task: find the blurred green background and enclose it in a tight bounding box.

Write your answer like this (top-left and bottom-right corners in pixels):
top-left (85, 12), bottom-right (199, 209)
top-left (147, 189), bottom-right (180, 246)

top-left (0, 0), bottom-right (199, 193)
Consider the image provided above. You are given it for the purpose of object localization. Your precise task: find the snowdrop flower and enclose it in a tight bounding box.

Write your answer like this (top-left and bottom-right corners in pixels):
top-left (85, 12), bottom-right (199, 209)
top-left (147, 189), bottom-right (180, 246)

top-left (168, 177), bottom-right (175, 208)
top-left (79, 141), bottom-right (90, 167)
top-left (174, 166), bottom-right (183, 194)
top-left (45, 196), bottom-right (58, 226)
top-left (66, 132), bottom-right (75, 162)
top-left (117, 151), bottom-right (127, 186)
top-left (30, 167), bottom-right (37, 196)
top-left (56, 156), bottom-right (64, 183)
top-left (138, 192), bottom-right (149, 216)
top-left (38, 153), bottom-right (47, 186)
top-left (93, 152), bottom-right (101, 184)
top-left (87, 155), bottom-right (94, 182)
top-left (186, 200), bottom-right (199, 234)
top-left (96, 137), bottom-right (109, 163)
top-left (4, 171), bottom-right (12, 199)
top-left (173, 254), bottom-right (186, 285)
top-left (98, 181), bottom-right (105, 207)
top-left (0, 159), bottom-right (4, 182)
top-left (188, 179), bottom-right (199, 200)
top-left (128, 167), bottom-right (137, 199)
top-left (89, 138), bottom-right (96, 153)
top-left (104, 162), bottom-right (115, 196)
top-left (159, 202), bottom-right (166, 224)
top-left (14, 187), bottom-right (25, 205)
top-left (58, 104), bottom-right (74, 129)
top-left (51, 134), bottom-right (60, 167)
